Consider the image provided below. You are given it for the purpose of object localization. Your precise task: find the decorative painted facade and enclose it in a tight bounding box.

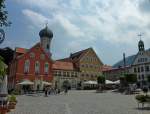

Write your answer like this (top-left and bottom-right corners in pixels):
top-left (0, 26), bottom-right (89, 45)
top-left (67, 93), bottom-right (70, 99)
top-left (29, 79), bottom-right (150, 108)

top-left (8, 26), bottom-right (54, 91)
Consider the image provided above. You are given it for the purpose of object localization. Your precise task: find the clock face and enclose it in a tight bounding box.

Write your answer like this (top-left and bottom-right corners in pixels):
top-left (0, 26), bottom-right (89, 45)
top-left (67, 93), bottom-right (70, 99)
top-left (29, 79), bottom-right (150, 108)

top-left (0, 29), bottom-right (5, 44)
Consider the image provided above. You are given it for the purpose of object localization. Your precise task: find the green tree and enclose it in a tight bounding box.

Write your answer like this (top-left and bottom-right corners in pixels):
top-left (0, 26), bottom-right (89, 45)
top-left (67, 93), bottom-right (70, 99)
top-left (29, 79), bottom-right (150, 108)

top-left (0, 0), bottom-right (11, 27)
top-left (97, 75), bottom-right (105, 84)
top-left (124, 73), bottom-right (137, 84)
top-left (0, 56), bottom-right (7, 80)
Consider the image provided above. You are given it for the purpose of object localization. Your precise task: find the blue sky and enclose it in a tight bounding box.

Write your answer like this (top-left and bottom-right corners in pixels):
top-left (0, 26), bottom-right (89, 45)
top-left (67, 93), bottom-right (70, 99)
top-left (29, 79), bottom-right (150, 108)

top-left (1, 0), bottom-right (150, 65)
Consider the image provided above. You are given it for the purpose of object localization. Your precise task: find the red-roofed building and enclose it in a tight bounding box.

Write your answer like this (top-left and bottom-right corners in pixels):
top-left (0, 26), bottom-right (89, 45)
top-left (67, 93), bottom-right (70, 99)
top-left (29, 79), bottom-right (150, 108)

top-left (52, 61), bottom-right (79, 90)
top-left (8, 26), bottom-right (54, 91)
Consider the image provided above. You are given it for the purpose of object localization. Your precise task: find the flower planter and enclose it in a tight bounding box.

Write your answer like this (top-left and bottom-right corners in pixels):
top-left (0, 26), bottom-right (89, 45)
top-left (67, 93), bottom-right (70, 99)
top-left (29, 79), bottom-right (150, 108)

top-left (8, 102), bottom-right (16, 109)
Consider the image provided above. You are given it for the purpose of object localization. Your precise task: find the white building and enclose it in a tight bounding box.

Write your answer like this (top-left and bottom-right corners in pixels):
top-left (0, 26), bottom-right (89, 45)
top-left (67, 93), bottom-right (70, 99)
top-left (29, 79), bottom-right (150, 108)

top-left (131, 40), bottom-right (150, 87)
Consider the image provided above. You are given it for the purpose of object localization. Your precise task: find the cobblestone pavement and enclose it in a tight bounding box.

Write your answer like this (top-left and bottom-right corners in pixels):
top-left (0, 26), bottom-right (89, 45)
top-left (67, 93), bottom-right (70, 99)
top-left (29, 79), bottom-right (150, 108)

top-left (9, 90), bottom-right (150, 114)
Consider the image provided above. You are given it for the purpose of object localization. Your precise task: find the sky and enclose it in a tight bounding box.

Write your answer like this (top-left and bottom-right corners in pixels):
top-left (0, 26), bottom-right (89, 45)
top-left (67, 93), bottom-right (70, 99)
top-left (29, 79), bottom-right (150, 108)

top-left (1, 0), bottom-right (150, 65)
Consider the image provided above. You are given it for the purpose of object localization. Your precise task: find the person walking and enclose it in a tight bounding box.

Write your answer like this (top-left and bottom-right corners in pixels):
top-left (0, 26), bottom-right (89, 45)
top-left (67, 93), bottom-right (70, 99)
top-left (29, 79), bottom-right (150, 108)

top-left (44, 87), bottom-right (48, 97)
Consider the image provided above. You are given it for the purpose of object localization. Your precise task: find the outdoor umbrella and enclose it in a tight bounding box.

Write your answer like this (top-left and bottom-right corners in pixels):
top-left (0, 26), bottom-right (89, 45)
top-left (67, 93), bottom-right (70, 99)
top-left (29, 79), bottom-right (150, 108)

top-left (17, 79), bottom-right (34, 85)
top-left (42, 81), bottom-right (52, 85)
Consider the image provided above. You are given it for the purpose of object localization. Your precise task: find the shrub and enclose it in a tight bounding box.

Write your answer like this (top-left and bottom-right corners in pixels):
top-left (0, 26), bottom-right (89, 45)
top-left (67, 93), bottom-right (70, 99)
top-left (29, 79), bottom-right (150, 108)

top-left (8, 95), bottom-right (17, 102)
top-left (135, 94), bottom-right (150, 103)
top-left (97, 75), bottom-right (105, 84)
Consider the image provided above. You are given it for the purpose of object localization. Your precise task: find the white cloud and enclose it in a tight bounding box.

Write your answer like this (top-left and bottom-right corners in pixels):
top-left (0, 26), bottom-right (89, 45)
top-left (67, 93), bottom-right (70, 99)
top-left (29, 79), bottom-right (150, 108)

top-left (22, 9), bottom-right (49, 28)
top-left (14, 0), bottom-right (150, 65)
top-left (54, 14), bottom-right (84, 38)
top-left (18, 0), bottom-right (150, 44)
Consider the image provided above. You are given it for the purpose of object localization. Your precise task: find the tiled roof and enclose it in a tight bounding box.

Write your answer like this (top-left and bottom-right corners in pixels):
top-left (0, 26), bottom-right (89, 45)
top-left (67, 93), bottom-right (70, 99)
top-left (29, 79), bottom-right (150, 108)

top-left (15, 47), bottom-right (28, 54)
top-left (58, 48), bottom-right (91, 62)
top-left (70, 48), bottom-right (90, 60)
top-left (52, 61), bottom-right (74, 70)
top-left (100, 65), bottom-right (112, 72)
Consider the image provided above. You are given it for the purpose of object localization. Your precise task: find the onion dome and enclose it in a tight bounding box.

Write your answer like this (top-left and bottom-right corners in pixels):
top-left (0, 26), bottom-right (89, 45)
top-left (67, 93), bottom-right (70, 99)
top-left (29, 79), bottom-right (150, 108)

top-left (39, 26), bottom-right (53, 38)
top-left (138, 40), bottom-right (145, 51)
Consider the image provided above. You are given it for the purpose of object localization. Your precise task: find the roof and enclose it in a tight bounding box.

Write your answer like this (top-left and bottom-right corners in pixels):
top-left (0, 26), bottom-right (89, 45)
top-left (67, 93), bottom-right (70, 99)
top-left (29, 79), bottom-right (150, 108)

top-left (52, 61), bottom-right (74, 70)
top-left (15, 47), bottom-right (28, 54)
top-left (113, 55), bottom-right (136, 68)
top-left (100, 65), bottom-right (112, 72)
top-left (70, 48), bottom-right (90, 60)
top-left (113, 48), bottom-right (150, 68)
top-left (58, 48), bottom-right (94, 62)
top-left (16, 43), bottom-right (52, 61)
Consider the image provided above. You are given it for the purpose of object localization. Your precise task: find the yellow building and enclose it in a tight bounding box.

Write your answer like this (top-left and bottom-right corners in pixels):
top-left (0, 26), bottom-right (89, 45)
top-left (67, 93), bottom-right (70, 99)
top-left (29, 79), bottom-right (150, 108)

top-left (59, 48), bottom-right (103, 84)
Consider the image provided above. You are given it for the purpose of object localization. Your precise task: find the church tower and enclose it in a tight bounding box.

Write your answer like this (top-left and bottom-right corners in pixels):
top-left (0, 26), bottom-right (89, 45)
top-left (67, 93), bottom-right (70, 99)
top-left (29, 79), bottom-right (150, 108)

top-left (138, 40), bottom-right (145, 52)
top-left (39, 25), bottom-right (53, 54)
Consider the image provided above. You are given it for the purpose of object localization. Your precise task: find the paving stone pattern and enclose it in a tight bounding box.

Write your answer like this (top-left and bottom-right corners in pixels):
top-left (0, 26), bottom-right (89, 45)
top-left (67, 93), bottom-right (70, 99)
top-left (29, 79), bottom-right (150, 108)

top-left (9, 90), bottom-right (150, 114)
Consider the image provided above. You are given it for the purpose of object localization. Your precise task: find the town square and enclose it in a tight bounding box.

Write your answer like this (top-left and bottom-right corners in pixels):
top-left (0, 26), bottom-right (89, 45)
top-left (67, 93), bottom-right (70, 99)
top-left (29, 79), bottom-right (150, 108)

top-left (0, 0), bottom-right (150, 114)
top-left (9, 90), bottom-right (150, 114)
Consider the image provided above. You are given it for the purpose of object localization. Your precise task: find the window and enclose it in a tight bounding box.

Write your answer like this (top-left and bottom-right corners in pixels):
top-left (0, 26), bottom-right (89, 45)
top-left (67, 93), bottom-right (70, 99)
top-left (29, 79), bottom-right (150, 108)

top-left (30, 52), bottom-right (35, 58)
top-left (138, 67), bottom-right (140, 72)
top-left (44, 62), bottom-right (49, 74)
top-left (141, 66), bottom-right (144, 72)
top-left (24, 60), bottom-right (30, 73)
top-left (138, 75), bottom-right (141, 80)
top-left (67, 72), bottom-right (70, 77)
top-left (40, 54), bottom-right (45, 60)
top-left (145, 66), bottom-right (149, 72)
top-left (47, 44), bottom-right (49, 50)
top-left (142, 74), bottom-right (144, 80)
top-left (134, 68), bottom-right (137, 73)
top-left (35, 61), bottom-right (40, 74)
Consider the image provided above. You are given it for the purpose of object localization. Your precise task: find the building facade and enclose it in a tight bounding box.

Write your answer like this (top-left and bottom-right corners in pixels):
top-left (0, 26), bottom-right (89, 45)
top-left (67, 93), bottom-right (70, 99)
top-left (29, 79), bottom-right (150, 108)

top-left (105, 39), bottom-right (150, 87)
top-left (8, 26), bottom-right (54, 90)
top-left (52, 61), bottom-right (79, 90)
top-left (59, 48), bottom-right (103, 87)
top-left (131, 40), bottom-right (150, 87)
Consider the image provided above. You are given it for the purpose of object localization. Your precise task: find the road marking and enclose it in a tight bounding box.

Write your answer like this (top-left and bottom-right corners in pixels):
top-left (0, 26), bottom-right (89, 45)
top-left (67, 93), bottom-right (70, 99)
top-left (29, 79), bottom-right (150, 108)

top-left (65, 103), bottom-right (72, 114)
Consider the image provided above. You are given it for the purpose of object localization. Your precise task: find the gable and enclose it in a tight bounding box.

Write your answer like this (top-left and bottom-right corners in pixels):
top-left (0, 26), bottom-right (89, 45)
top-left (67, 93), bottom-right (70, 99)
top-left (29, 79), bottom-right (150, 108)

top-left (17, 43), bottom-right (52, 62)
top-left (80, 48), bottom-right (103, 65)
top-left (132, 52), bottom-right (150, 65)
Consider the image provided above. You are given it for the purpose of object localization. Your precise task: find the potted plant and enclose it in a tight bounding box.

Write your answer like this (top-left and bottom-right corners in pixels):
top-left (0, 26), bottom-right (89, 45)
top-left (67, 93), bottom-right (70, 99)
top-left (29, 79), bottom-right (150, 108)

top-left (8, 95), bottom-right (17, 109)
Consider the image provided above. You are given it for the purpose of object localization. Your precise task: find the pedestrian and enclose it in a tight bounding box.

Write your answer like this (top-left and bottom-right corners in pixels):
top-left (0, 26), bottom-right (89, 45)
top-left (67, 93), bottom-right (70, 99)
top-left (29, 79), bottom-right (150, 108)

top-left (48, 87), bottom-right (51, 95)
top-left (45, 87), bottom-right (48, 97)
top-left (64, 87), bottom-right (68, 94)
top-left (58, 89), bottom-right (60, 94)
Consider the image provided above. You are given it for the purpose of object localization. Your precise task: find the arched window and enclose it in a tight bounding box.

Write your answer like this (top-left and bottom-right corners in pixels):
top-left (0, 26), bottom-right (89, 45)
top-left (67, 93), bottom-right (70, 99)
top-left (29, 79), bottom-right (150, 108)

top-left (35, 61), bottom-right (40, 74)
top-left (44, 62), bottom-right (49, 74)
top-left (24, 60), bottom-right (30, 73)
